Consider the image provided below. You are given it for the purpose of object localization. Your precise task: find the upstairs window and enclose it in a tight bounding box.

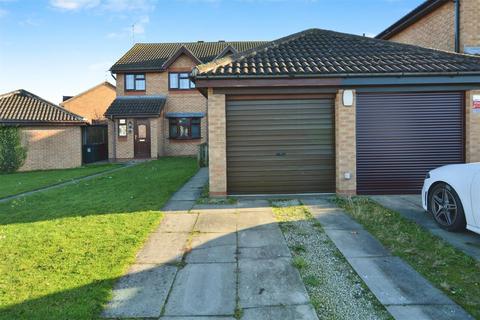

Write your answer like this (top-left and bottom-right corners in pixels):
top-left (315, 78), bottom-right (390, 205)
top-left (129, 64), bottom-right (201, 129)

top-left (169, 117), bottom-right (201, 139)
top-left (169, 72), bottom-right (195, 90)
top-left (125, 73), bottom-right (146, 91)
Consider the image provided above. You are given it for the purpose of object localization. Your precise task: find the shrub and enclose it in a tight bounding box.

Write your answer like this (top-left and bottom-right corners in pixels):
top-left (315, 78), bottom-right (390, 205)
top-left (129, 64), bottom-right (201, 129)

top-left (0, 126), bottom-right (27, 173)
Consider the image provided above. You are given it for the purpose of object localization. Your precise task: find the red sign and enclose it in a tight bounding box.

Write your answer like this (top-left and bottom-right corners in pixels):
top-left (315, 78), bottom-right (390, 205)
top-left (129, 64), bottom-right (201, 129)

top-left (474, 95), bottom-right (480, 111)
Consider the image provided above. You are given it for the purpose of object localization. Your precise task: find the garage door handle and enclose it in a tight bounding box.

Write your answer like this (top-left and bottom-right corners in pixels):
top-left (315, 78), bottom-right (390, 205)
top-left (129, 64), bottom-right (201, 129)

top-left (276, 152), bottom-right (286, 156)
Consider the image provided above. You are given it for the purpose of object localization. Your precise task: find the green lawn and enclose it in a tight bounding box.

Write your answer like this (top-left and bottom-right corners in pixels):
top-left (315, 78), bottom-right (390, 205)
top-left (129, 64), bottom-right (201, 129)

top-left (0, 157), bottom-right (198, 319)
top-left (0, 163), bottom-right (121, 199)
top-left (335, 197), bottom-right (480, 319)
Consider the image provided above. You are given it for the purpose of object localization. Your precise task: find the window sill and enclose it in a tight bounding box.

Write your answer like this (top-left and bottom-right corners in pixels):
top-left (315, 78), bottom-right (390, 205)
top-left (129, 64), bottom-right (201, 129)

top-left (168, 88), bottom-right (197, 92)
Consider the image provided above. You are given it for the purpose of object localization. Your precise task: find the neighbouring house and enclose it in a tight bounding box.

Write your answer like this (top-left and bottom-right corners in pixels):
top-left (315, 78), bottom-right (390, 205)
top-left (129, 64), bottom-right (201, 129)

top-left (105, 41), bottom-right (267, 160)
top-left (192, 28), bottom-right (480, 196)
top-left (0, 89), bottom-right (86, 171)
top-left (376, 0), bottom-right (480, 54)
top-left (61, 81), bottom-right (116, 124)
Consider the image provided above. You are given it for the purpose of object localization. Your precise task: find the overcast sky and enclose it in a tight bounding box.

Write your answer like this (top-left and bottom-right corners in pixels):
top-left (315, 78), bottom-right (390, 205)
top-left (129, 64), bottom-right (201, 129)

top-left (0, 0), bottom-right (423, 103)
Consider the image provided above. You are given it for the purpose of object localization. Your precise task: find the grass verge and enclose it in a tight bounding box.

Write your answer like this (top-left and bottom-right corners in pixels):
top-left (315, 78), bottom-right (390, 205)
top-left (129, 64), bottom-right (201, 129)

top-left (0, 157), bottom-right (198, 319)
top-left (0, 163), bottom-right (121, 198)
top-left (335, 196), bottom-right (480, 319)
top-left (271, 200), bottom-right (391, 320)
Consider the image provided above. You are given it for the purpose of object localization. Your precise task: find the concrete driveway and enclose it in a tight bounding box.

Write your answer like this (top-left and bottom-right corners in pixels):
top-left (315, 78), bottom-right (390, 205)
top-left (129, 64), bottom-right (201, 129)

top-left (371, 195), bottom-right (480, 261)
top-left (103, 198), bottom-right (318, 319)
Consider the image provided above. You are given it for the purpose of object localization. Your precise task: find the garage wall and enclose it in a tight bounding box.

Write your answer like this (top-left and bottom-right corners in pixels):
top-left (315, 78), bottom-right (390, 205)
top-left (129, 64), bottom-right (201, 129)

top-left (20, 126), bottom-right (82, 171)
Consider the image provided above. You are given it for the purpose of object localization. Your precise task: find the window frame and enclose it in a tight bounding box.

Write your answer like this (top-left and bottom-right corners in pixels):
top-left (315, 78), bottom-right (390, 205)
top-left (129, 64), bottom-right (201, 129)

top-left (124, 73), bottom-right (146, 91)
top-left (118, 118), bottom-right (127, 137)
top-left (168, 72), bottom-right (195, 90)
top-left (168, 117), bottom-right (201, 140)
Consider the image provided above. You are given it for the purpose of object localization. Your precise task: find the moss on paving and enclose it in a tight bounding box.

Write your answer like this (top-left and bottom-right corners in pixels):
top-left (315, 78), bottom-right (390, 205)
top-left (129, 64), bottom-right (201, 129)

top-left (271, 201), bottom-right (391, 320)
top-left (0, 163), bottom-right (121, 199)
top-left (335, 196), bottom-right (480, 319)
top-left (0, 157), bottom-right (198, 319)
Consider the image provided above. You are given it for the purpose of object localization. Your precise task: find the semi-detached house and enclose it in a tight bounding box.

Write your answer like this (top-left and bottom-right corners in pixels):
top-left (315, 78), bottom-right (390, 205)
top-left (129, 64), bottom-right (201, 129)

top-left (105, 41), bottom-right (266, 159)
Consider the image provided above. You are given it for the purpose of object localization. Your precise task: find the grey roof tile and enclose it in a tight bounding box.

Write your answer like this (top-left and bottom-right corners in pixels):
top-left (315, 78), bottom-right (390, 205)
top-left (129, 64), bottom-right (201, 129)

top-left (195, 28), bottom-right (480, 78)
top-left (0, 90), bottom-right (85, 125)
top-left (105, 95), bottom-right (166, 117)
top-left (111, 41), bottom-right (268, 72)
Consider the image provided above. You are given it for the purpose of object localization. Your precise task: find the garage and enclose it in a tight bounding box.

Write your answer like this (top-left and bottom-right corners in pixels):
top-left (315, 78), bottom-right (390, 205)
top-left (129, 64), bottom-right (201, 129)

top-left (226, 96), bottom-right (335, 194)
top-left (193, 28), bottom-right (480, 197)
top-left (356, 91), bottom-right (465, 195)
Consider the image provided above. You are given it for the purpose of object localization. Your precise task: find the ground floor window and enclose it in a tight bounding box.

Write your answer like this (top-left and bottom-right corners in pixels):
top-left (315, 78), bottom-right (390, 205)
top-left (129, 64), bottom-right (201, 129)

top-left (118, 119), bottom-right (127, 137)
top-left (169, 117), bottom-right (201, 140)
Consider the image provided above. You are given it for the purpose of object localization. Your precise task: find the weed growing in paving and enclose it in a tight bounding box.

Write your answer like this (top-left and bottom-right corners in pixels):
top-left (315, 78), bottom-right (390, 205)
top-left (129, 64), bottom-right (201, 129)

top-left (272, 201), bottom-right (390, 320)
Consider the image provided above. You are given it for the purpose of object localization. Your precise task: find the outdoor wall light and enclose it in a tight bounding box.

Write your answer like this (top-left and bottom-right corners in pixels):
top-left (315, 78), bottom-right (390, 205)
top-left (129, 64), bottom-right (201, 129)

top-left (342, 90), bottom-right (354, 107)
top-left (128, 121), bottom-right (133, 134)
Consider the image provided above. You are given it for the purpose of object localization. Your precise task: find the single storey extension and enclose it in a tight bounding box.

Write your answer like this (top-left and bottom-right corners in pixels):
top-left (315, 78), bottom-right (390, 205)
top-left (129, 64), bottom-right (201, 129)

top-left (0, 89), bottom-right (86, 171)
top-left (193, 28), bottom-right (480, 196)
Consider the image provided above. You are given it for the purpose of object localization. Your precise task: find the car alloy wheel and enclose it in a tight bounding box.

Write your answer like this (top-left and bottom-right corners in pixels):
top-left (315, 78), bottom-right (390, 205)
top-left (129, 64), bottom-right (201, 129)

top-left (431, 186), bottom-right (458, 227)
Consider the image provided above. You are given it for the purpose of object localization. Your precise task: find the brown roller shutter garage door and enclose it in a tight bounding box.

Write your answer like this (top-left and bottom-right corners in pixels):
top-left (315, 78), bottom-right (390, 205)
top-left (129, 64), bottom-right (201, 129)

top-left (357, 92), bottom-right (465, 195)
top-left (226, 97), bottom-right (335, 194)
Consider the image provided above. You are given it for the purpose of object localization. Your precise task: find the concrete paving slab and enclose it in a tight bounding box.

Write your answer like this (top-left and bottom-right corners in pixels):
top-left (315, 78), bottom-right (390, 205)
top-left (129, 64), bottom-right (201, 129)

top-left (239, 245), bottom-right (291, 260)
top-left (157, 213), bottom-right (198, 233)
top-left (348, 256), bottom-right (454, 306)
top-left (136, 233), bottom-right (189, 264)
top-left (186, 245), bottom-right (237, 263)
top-left (189, 232), bottom-right (236, 249)
top-left (311, 208), bottom-right (364, 230)
top-left (102, 264), bottom-right (177, 318)
top-left (170, 187), bottom-right (203, 201)
top-left (242, 304), bottom-right (319, 320)
top-left (238, 226), bottom-right (287, 248)
top-left (237, 210), bottom-right (276, 231)
top-left (325, 229), bottom-right (390, 258)
top-left (387, 304), bottom-right (474, 320)
top-left (162, 200), bottom-right (195, 212)
top-left (194, 212), bottom-right (237, 233)
top-left (238, 258), bottom-right (310, 308)
top-left (164, 263), bottom-right (236, 316)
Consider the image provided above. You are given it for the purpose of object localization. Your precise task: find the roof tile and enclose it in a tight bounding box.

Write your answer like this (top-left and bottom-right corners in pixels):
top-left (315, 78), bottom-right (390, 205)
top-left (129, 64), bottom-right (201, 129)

top-left (111, 41), bottom-right (268, 72)
top-left (0, 90), bottom-right (85, 124)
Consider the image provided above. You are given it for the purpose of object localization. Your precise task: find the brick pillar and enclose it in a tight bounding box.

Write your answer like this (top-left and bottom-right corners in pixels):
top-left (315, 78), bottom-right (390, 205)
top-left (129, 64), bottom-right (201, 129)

top-left (335, 89), bottom-right (357, 195)
top-left (207, 88), bottom-right (227, 197)
top-left (465, 90), bottom-right (480, 163)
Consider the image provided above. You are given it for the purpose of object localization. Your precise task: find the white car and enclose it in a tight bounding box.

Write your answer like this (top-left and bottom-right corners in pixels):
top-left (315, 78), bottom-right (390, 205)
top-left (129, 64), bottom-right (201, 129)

top-left (422, 163), bottom-right (480, 234)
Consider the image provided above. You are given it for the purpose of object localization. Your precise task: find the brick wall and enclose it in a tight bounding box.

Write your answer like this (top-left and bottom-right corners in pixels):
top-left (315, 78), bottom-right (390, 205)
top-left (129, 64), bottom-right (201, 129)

top-left (388, 0), bottom-right (480, 53)
top-left (465, 90), bottom-right (480, 162)
top-left (388, 1), bottom-right (455, 52)
top-left (459, 0), bottom-right (480, 51)
top-left (335, 90), bottom-right (357, 195)
top-left (20, 126), bottom-right (82, 171)
top-left (62, 83), bottom-right (116, 123)
top-left (114, 53), bottom-right (207, 158)
top-left (207, 88), bottom-right (227, 197)
top-left (108, 117), bottom-right (160, 160)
